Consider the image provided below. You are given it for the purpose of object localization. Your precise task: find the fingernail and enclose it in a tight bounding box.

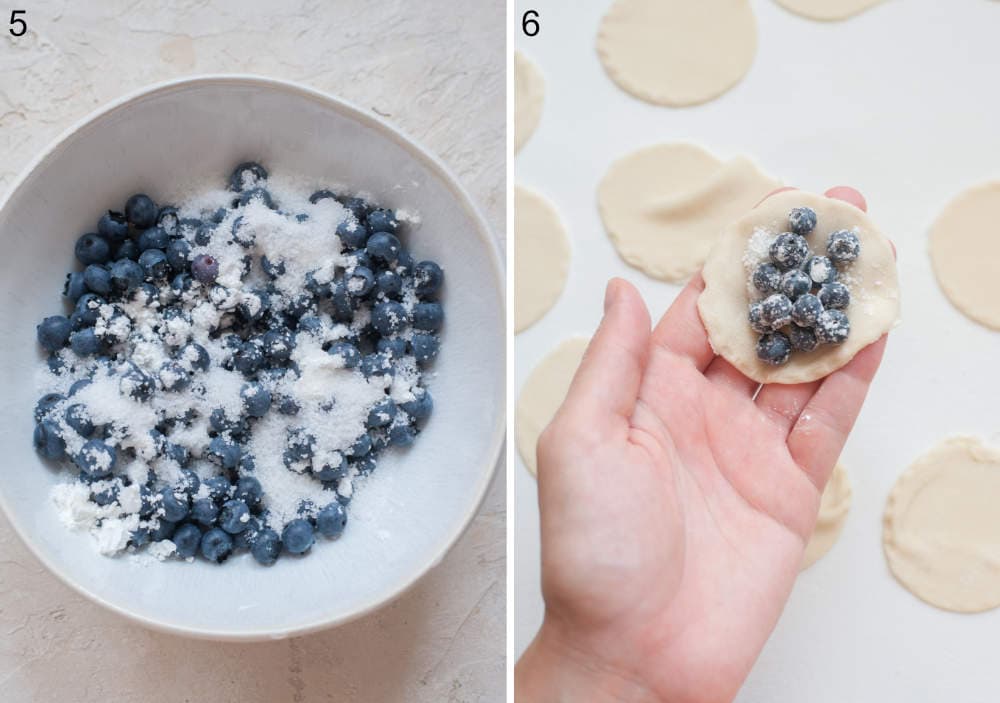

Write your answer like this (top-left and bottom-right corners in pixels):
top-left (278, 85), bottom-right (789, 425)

top-left (604, 279), bottom-right (619, 313)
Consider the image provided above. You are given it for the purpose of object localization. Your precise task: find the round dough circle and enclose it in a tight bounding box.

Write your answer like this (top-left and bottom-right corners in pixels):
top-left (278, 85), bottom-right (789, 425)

top-left (929, 181), bottom-right (1000, 331)
top-left (597, 143), bottom-right (780, 283)
top-left (883, 437), bottom-right (1000, 613)
top-left (516, 337), bottom-right (589, 476)
top-left (802, 463), bottom-right (852, 570)
top-left (515, 51), bottom-right (545, 153)
top-left (515, 185), bottom-right (571, 333)
top-left (775, 0), bottom-right (884, 22)
top-left (596, 0), bottom-right (757, 107)
top-left (698, 190), bottom-right (900, 384)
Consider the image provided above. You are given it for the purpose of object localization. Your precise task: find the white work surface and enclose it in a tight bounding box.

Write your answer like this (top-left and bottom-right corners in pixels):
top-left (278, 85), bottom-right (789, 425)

top-left (0, 2), bottom-right (504, 702)
top-left (515, 1), bottom-right (1000, 700)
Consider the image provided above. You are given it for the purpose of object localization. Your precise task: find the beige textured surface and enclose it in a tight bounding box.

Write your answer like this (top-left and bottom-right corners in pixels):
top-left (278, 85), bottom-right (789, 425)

top-left (0, 2), bottom-right (505, 702)
top-left (883, 437), bottom-right (1000, 613)
top-left (928, 181), bottom-right (1000, 331)
top-left (801, 463), bottom-right (852, 569)
top-left (514, 51), bottom-right (545, 153)
top-left (698, 190), bottom-right (900, 384)
top-left (596, 0), bottom-right (757, 106)
top-left (775, 0), bottom-right (885, 21)
top-left (514, 185), bottom-right (570, 333)
top-left (598, 143), bottom-right (780, 283)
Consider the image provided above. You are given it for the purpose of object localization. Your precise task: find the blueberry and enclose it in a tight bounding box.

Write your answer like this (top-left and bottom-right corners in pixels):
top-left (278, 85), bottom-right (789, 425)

top-left (297, 315), bottom-right (323, 336)
top-left (309, 189), bottom-right (338, 204)
top-left (208, 437), bottom-right (243, 471)
top-left (347, 266), bottom-right (375, 297)
top-left (366, 232), bottom-right (401, 263)
top-left (314, 454), bottom-right (347, 482)
top-left (337, 219), bottom-right (368, 249)
top-left (316, 502), bottom-right (348, 539)
top-left (159, 360), bottom-right (190, 391)
top-left (751, 263), bottom-right (781, 296)
top-left (235, 476), bottom-right (263, 509)
top-left (239, 452), bottom-right (256, 473)
top-left (338, 196), bottom-right (370, 221)
top-left (760, 293), bottom-right (793, 330)
top-left (412, 302), bottom-right (444, 332)
top-left (371, 302), bottom-right (409, 336)
top-left (166, 239), bottom-right (191, 271)
top-left (284, 292), bottom-right (315, 320)
top-left (190, 254), bottom-right (219, 284)
top-left (815, 310), bottom-right (850, 345)
top-left (64, 271), bottom-right (87, 302)
top-left (367, 399), bottom-right (397, 429)
top-left (64, 403), bottom-right (94, 437)
top-left (155, 206), bottom-right (180, 236)
top-left (410, 333), bottom-right (440, 364)
top-left (138, 248), bottom-right (169, 280)
top-left (98, 211), bottom-right (129, 241)
top-left (779, 270), bottom-right (811, 301)
top-left (173, 523), bottom-right (202, 558)
top-left (168, 444), bottom-right (192, 467)
top-left (219, 499), bottom-right (251, 534)
top-left (277, 396), bottom-right (300, 417)
top-left (230, 215), bottom-right (255, 247)
top-left (769, 233), bottom-right (809, 270)
top-left (803, 256), bottom-right (834, 286)
top-left (827, 230), bottom-right (861, 264)
top-left (788, 324), bottom-right (819, 353)
top-left (756, 331), bottom-right (792, 366)
top-left (413, 261), bottom-right (444, 299)
top-left (329, 284), bottom-right (356, 322)
top-left (230, 162), bottom-right (268, 191)
top-left (75, 233), bottom-right (110, 266)
top-left (360, 353), bottom-right (394, 379)
top-left (261, 254), bottom-right (286, 278)
top-left (179, 342), bottom-right (210, 372)
top-left (37, 315), bottom-right (72, 351)
top-left (125, 194), bottom-right (157, 229)
top-left (389, 424), bottom-right (416, 447)
top-left (110, 259), bottom-right (144, 292)
top-left (374, 270), bottom-right (403, 298)
top-left (788, 207), bottom-right (817, 236)
top-left (818, 282), bottom-right (850, 310)
top-left (70, 328), bottom-right (101, 356)
top-left (34, 392), bottom-right (64, 421)
top-left (251, 528), bottom-right (282, 565)
top-left (400, 388), bottom-right (433, 420)
top-left (748, 302), bottom-right (769, 334)
top-left (114, 239), bottom-right (139, 261)
top-left (231, 340), bottom-right (263, 376)
top-left (327, 341), bottom-right (361, 369)
top-left (194, 223), bottom-right (215, 246)
top-left (232, 516), bottom-right (260, 550)
top-left (791, 293), bottom-right (824, 328)
top-left (159, 487), bottom-right (190, 522)
top-left (366, 208), bottom-right (398, 234)
top-left (137, 226), bottom-right (168, 252)
top-left (238, 187), bottom-right (276, 209)
top-left (150, 518), bottom-right (177, 541)
top-left (200, 527), bottom-right (233, 563)
top-left (204, 475), bottom-right (232, 503)
top-left (281, 519), bottom-right (315, 555)
top-left (33, 421), bottom-right (66, 460)
top-left (241, 382), bottom-right (271, 417)
top-left (396, 248), bottom-right (414, 275)
top-left (74, 438), bottom-right (116, 477)
top-left (73, 293), bottom-right (104, 328)
top-left (119, 367), bottom-right (154, 401)
top-left (90, 480), bottom-right (120, 506)
top-left (238, 288), bottom-right (269, 321)
top-left (377, 337), bottom-right (407, 359)
top-left (262, 329), bottom-right (295, 362)
top-left (350, 433), bottom-right (373, 458)
top-left (82, 264), bottom-right (112, 295)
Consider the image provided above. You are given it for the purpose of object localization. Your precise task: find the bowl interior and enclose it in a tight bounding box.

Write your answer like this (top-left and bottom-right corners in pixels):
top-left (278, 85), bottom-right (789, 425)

top-left (0, 77), bottom-right (504, 639)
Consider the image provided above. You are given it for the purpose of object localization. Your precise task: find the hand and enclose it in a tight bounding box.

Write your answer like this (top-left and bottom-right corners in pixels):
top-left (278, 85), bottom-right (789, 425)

top-left (516, 188), bottom-right (887, 703)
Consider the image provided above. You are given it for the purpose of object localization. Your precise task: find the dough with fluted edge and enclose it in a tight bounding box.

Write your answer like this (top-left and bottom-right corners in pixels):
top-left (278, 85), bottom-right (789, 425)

top-left (515, 51), bottom-right (545, 153)
top-left (776, 0), bottom-right (884, 22)
top-left (515, 185), bottom-right (570, 333)
top-left (802, 463), bottom-right (851, 570)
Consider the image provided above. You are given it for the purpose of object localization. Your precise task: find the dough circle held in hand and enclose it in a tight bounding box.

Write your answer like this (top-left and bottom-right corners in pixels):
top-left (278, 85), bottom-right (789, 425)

top-left (598, 143), bottom-right (780, 283)
top-left (515, 51), bottom-right (545, 153)
top-left (516, 337), bottom-right (589, 476)
top-left (929, 181), bottom-right (1000, 331)
top-left (883, 437), bottom-right (1000, 613)
top-left (515, 185), bottom-right (571, 333)
top-left (775, 0), bottom-right (884, 22)
top-left (597, 0), bottom-right (757, 106)
top-left (698, 190), bottom-right (900, 384)
top-left (802, 463), bottom-right (852, 570)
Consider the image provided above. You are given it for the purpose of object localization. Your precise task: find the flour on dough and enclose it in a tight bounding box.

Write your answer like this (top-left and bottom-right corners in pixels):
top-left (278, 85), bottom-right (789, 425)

top-left (698, 190), bottom-right (900, 384)
top-left (802, 463), bottom-right (851, 570)
top-left (775, 0), bottom-right (884, 22)
top-left (516, 337), bottom-right (589, 476)
top-left (515, 185), bottom-right (571, 333)
top-left (597, 0), bottom-right (757, 106)
top-left (515, 51), bottom-right (545, 153)
top-left (929, 181), bottom-right (1000, 331)
top-left (598, 143), bottom-right (780, 283)
top-left (883, 437), bottom-right (1000, 613)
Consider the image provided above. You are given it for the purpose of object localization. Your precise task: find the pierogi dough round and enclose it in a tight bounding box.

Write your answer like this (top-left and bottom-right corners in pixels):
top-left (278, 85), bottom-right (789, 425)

top-left (596, 0), bottom-right (757, 106)
top-left (928, 181), bottom-right (1000, 331)
top-left (802, 463), bottom-right (852, 570)
top-left (883, 437), bottom-right (1000, 613)
top-left (775, 0), bottom-right (884, 22)
top-left (515, 185), bottom-right (571, 333)
top-left (698, 190), bottom-right (900, 385)
top-left (514, 51), bottom-right (546, 153)
top-left (516, 337), bottom-right (589, 476)
top-left (597, 143), bottom-right (780, 283)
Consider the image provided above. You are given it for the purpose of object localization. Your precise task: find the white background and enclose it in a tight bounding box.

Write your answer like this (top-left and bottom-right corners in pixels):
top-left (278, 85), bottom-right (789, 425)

top-left (515, 0), bottom-right (1000, 700)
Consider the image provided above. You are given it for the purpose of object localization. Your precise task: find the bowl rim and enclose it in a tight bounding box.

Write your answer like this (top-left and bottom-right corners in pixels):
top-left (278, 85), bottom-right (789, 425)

top-left (0, 73), bottom-right (506, 642)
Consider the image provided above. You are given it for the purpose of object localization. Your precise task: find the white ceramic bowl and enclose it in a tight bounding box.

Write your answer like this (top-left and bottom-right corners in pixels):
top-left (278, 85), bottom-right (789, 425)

top-left (0, 76), bottom-right (505, 640)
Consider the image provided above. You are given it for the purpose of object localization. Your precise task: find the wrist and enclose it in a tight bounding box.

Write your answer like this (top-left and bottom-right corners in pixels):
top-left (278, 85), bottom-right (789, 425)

top-left (515, 618), bottom-right (662, 703)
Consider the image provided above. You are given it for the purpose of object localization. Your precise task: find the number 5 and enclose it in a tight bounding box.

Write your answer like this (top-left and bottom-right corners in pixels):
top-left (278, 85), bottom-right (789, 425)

top-left (9, 10), bottom-right (27, 37)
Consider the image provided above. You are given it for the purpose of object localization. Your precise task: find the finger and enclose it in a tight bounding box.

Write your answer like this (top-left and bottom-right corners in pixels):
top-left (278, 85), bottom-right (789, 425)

top-left (787, 335), bottom-right (887, 488)
top-left (824, 185), bottom-right (867, 212)
top-left (650, 273), bottom-right (715, 371)
top-left (704, 356), bottom-right (758, 396)
top-left (559, 278), bottom-right (651, 433)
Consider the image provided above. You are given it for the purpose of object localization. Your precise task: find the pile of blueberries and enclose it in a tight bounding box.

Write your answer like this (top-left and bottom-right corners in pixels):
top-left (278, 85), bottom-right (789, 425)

top-left (32, 162), bottom-right (444, 565)
top-left (749, 206), bottom-right (859, 366)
